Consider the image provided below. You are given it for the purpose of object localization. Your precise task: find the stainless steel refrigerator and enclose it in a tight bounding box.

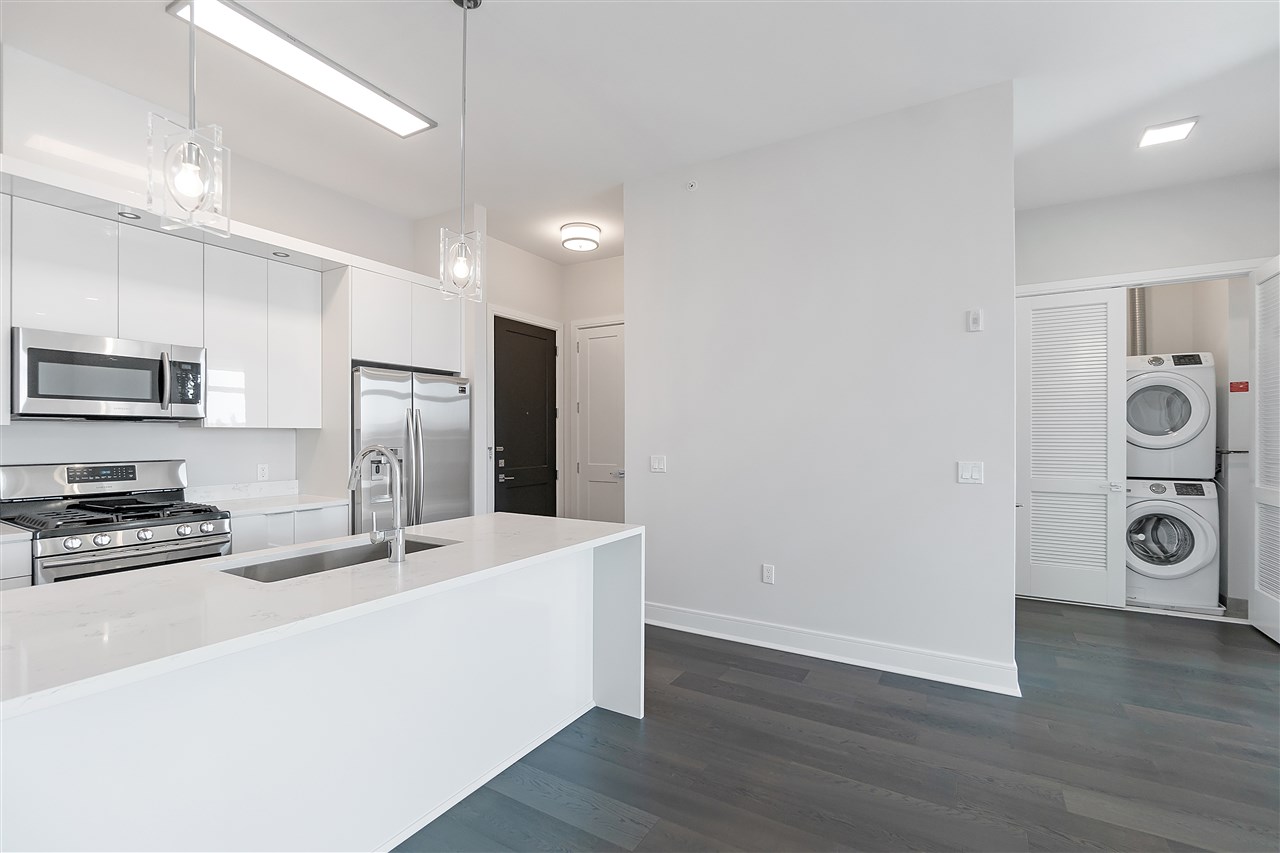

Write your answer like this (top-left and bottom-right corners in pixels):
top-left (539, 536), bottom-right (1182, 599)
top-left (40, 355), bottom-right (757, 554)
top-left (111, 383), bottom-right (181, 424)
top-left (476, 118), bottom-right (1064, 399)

top-left (351, 366), bottom-right (473, 533)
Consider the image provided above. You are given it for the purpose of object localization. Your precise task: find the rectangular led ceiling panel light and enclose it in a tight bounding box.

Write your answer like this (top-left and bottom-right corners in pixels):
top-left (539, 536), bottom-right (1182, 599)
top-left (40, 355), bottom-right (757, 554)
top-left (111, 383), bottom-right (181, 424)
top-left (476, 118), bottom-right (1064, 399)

top-left (166, 0), bottom-right (436, 138)
top-left (1139, 117), bottom-right (1198, 148)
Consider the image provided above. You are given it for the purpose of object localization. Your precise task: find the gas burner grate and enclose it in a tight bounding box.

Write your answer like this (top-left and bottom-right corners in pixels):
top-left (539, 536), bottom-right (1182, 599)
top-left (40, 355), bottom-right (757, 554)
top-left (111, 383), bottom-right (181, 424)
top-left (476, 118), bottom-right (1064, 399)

top-left (10, 510), bottom-right (118, 531)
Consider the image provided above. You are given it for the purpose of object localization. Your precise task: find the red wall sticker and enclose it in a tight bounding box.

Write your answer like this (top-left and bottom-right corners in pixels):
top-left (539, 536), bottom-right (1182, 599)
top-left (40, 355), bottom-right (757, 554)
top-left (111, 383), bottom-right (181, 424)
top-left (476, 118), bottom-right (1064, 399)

top-left (1230, 381), bottom-right (1250, 393)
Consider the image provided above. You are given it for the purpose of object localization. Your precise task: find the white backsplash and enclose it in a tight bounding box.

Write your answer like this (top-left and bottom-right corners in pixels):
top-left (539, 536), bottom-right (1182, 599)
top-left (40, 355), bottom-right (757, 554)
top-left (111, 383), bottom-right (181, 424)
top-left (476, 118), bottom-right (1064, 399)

top-left (186, 481), bottom-right (301, 503)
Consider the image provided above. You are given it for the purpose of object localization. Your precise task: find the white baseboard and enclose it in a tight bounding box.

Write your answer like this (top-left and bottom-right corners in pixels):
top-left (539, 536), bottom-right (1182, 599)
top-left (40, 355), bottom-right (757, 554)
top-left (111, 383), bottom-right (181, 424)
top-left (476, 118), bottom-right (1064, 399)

top-left (646, 602), bottom-right (1021, 697)
top-left (376, 701), bottom-right (595, 851)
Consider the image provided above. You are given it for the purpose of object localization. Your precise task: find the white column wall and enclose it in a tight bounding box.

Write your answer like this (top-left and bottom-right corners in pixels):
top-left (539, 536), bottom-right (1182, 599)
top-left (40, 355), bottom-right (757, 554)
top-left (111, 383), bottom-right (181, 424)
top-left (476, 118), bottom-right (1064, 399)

top-left (624, 83), bottom-right (1020, 694)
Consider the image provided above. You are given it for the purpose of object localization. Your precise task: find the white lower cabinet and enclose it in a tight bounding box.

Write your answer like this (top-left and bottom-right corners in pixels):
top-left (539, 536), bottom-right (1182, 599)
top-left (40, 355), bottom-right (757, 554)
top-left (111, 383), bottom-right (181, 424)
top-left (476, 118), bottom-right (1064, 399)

top-left (230, 505), bottom-right (349, 556)
top-left (293, 505), bottom-right (349, 542)
top-left (1, 540), bottom-right (33, 587)
top-left (266, 513), bottom-right (295, 549)
top-left (231, 514), bottom-right (269, 555)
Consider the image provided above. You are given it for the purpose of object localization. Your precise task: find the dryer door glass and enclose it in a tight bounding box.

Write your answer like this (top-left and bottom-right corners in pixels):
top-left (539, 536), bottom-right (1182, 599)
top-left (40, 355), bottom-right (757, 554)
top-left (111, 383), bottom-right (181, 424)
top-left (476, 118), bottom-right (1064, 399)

top-left (1127, 513), bottom-right (1195, 566)
top-left (1127, 385), bottom-right (1192, 436)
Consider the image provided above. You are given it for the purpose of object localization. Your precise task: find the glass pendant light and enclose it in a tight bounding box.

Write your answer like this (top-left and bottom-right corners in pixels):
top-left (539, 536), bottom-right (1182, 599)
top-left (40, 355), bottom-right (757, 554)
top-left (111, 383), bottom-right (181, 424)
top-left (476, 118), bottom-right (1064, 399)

top-left (440, 0), bottom-right (483, 302)
top-left (148, 0), bottom-right (231, 235)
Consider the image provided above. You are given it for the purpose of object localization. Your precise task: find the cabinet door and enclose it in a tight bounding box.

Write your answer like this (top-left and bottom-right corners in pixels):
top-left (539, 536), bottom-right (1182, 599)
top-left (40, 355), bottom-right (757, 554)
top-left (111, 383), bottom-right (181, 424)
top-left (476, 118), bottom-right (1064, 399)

top-left (412, 283), bottom-right (462, 373)
top-left (231, 514), bottom-right (268, 554)
top-left (1, 539), bottom-right (32, 581)
top-left (0, 576), bottom-right (32, 591)
top-left (293, 505), bottom-right (349, 544)
top-left (1, 195), bottom-right (11, 426)
top-left (265, 512), bottom-right (295, 548)
top-left (11, 197), bottom-right (118, 337)
top-left (119, 225), bottom-right (204, 346)
top-left (267, 263), bottom-right (322, 428)
top-left (204, 246), bottom-right (268, 428)
top-left (350, 269), bottom-right (412, 366)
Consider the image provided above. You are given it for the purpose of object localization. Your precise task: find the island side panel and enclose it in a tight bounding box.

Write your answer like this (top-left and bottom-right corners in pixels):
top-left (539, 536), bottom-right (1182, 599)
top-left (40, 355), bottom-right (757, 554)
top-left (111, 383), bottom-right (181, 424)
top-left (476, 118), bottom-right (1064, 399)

top-left (0, 550), bottom-right (595, 853)
top-left (593, 531), bottom-right (644, 718)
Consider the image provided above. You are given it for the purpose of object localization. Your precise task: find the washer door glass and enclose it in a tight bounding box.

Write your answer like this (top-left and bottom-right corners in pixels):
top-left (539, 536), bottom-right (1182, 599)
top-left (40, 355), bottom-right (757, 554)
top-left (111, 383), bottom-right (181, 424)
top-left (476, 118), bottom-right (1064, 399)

top-left (1125, 371), bottom-right (1210, 450)
top-left (1125, 501), bottom-right (1214, 580)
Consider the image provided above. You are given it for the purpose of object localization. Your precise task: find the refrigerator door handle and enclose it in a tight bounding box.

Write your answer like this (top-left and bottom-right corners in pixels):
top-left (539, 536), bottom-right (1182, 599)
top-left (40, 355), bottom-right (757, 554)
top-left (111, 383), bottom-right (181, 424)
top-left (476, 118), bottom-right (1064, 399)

top-left (414, 408), bottom-right (427, 524)
top-left (403, 409), bottom-right (418, 525)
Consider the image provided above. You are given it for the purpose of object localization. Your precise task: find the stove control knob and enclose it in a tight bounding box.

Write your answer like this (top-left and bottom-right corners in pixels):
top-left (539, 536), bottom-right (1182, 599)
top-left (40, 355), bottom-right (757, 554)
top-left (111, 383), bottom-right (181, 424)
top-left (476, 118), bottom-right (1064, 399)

top-left (176, 524), bottom-right (193, 537)
top-left (63, 537), bottom-right (83, 551)
top-left (136, 529), bottom-right (154, 542)
top-left (92, 534), bottom-right (112, 547)
top-left (199, 521), bottom-right (216, 534)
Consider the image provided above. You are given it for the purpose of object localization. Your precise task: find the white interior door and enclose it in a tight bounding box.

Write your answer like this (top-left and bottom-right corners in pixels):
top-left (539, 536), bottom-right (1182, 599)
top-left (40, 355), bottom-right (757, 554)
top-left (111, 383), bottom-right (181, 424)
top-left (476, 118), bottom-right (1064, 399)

top-left (1249, 257), bottom-right (1280, 641)
top-left (574, 323), bottom-right (625, 522)
top-left (1017, 288), bottom-right (1127, 606)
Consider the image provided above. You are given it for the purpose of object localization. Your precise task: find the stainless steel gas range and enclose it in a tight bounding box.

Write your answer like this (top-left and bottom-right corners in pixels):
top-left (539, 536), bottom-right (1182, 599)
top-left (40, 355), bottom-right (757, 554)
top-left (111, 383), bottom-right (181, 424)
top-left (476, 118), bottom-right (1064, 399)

top-left (0, 460), bottom-right (232, 585)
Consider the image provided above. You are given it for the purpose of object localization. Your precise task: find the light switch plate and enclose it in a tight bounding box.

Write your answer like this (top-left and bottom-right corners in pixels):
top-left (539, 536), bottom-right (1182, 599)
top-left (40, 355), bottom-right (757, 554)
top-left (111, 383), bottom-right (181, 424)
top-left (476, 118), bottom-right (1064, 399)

top-left (650, 455), bottom-right (667, 473)
top-left (957, 461), bottom-right (984, 484)
top-left (966, 309), bottom-right (984, 332)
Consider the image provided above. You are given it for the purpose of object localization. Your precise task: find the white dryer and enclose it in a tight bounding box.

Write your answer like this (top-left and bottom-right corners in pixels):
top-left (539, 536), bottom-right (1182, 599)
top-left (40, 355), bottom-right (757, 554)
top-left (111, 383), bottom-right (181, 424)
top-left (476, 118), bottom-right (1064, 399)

top-left (1126, 479), bottom-right (1222, 613)
top-left (1126, 353), bottom-right (1217, 480)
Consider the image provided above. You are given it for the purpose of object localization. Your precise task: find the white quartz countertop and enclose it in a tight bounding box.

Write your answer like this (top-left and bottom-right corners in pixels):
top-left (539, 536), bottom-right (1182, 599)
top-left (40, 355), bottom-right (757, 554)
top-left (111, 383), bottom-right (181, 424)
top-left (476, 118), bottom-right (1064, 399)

top-left (0, 523), bottom-right (30, 544)
top-left (0, 513), bottom-right (641, 716)
top-left (213, 494), bottom-right (349, 515)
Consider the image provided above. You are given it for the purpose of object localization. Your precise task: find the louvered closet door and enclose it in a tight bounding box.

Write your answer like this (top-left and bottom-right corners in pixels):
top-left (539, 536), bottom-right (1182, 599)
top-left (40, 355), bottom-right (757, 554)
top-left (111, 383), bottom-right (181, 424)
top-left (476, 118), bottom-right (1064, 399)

top-left (1250, 258), bottom-right (1280, 642)
top-left (1017, 288), bottom-right (1127, 605)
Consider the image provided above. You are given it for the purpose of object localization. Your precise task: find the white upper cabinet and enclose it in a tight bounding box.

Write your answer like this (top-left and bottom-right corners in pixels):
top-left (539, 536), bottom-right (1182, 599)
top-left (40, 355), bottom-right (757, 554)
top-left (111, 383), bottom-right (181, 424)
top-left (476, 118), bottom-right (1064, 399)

top-left (350, 268), bottom-right (413, 367)
top-left (11, 197), bottom-right (118, 337)
top-left (1, 195), bottom-right (11, 426)
top-left (267, 263), bottom-right (322, 428)
top-left (118, 225), bottom-right (204, 347)
top-left (204, 245), bottom-right (269, 428)
top-left (412, 284), bottom-right (462, 374)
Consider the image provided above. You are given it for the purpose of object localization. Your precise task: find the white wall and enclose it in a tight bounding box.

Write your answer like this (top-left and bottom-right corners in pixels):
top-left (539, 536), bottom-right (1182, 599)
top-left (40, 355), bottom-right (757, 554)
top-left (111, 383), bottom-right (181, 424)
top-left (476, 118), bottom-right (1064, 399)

top-left (562, 256), bottom-right (624, 323)
top-left (625, 84), bottom-right (1019, 694)
top-left (2, 48), bottom-right (417, 270)
top-left (0, 422), bottom-right (296, 488)
top-left (1016, 170), bottom-right (1280, 285)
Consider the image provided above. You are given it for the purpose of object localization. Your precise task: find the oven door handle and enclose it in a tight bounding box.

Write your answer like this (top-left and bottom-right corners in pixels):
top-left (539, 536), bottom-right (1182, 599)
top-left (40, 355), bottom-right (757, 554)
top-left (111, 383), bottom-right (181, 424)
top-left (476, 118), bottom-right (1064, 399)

top-left (159, 351), bottom-right (172, 411)
top-left (36, 535), bottom-right (231, 572)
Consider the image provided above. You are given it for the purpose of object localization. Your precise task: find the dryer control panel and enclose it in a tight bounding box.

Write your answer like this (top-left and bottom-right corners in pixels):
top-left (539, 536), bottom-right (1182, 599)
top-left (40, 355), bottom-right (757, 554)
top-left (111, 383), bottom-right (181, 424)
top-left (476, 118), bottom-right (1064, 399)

top-left (1174, 482), bottom-right (1206, 496)
top-left (1171, 354), bottom-right (1203, 366)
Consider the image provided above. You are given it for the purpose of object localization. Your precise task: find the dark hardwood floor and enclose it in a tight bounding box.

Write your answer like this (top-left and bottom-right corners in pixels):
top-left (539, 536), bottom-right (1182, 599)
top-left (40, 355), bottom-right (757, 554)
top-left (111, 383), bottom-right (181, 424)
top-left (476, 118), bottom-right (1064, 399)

top-left (397, 600), bottom-right (1279, 852)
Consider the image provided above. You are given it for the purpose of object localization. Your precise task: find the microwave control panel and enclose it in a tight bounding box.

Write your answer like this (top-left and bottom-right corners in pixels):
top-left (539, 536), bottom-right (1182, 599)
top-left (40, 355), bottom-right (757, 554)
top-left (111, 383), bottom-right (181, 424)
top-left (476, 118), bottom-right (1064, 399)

top-left (171, 362), bottom-right (203, 404)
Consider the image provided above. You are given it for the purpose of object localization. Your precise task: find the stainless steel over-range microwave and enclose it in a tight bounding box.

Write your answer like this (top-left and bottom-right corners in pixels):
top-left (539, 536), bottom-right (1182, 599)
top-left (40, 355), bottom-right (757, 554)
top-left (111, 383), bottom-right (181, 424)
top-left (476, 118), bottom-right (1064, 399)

top-left (12, 328), bottom-right (206, 420)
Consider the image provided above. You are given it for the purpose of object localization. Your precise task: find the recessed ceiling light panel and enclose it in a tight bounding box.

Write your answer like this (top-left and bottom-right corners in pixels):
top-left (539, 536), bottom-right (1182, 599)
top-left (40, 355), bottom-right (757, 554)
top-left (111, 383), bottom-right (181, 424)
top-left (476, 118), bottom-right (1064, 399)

top-left (165, 0), bottom-right (436, 138)
top-left (561, 222), bottom-right (601, 252)
top-left (1139, 117), bottom-right (1198, 148)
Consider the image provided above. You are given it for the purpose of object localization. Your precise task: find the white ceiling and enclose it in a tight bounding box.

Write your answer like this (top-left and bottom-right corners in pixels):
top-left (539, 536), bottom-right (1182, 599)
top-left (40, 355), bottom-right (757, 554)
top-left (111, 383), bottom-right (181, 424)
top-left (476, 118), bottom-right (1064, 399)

top-left (2, 0), bottom-right (1277, 264)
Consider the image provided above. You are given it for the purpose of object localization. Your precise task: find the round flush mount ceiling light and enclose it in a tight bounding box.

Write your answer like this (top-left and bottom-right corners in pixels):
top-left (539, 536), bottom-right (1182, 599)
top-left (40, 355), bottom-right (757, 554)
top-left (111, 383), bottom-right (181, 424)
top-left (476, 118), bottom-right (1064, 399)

top-left (561, 222), bottom-right (601, 252)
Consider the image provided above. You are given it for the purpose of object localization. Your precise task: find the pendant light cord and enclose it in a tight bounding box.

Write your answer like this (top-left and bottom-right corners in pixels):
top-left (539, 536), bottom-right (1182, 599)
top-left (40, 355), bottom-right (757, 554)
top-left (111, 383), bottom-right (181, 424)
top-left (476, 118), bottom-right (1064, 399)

top-left (458, 1), bottom-right (468, 236)
top-left (188, 1), bottom-right (197, 130)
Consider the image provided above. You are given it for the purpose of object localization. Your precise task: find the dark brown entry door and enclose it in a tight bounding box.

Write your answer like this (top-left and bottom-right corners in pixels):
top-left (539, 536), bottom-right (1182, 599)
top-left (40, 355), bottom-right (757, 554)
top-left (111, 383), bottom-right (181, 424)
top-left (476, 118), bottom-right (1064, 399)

top-left (493, 316), bottom-right (556, 515)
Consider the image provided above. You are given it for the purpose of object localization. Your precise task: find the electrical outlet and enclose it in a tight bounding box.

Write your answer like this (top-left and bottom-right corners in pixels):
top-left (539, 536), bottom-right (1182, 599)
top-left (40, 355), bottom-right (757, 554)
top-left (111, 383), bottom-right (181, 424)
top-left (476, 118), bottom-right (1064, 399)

top-left (762, 563), bottom-right (775, 585)
top-left (257, 463), bottom-right (269, 482)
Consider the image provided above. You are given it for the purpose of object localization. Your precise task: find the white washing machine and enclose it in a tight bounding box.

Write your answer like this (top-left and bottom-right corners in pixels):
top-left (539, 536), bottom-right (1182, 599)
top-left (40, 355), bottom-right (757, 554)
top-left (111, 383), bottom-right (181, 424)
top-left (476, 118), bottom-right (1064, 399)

top-left (1126, 353), bottom-right (1217, 480)
top-left (1126, 479), bottom-right (1222, 613)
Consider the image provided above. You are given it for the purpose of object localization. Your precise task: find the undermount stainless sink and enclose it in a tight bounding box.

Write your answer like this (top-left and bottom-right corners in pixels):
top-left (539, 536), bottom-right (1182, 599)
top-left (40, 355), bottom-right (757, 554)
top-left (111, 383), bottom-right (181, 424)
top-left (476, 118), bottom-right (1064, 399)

top-left (222, 539), bottom-right (444, 583)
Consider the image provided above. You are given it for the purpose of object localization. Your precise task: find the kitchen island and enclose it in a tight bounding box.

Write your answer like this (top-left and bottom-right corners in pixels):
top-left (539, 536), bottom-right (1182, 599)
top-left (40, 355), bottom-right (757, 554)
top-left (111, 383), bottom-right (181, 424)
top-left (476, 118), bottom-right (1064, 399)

top-left (0, 513), bottom-right (644, 852)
